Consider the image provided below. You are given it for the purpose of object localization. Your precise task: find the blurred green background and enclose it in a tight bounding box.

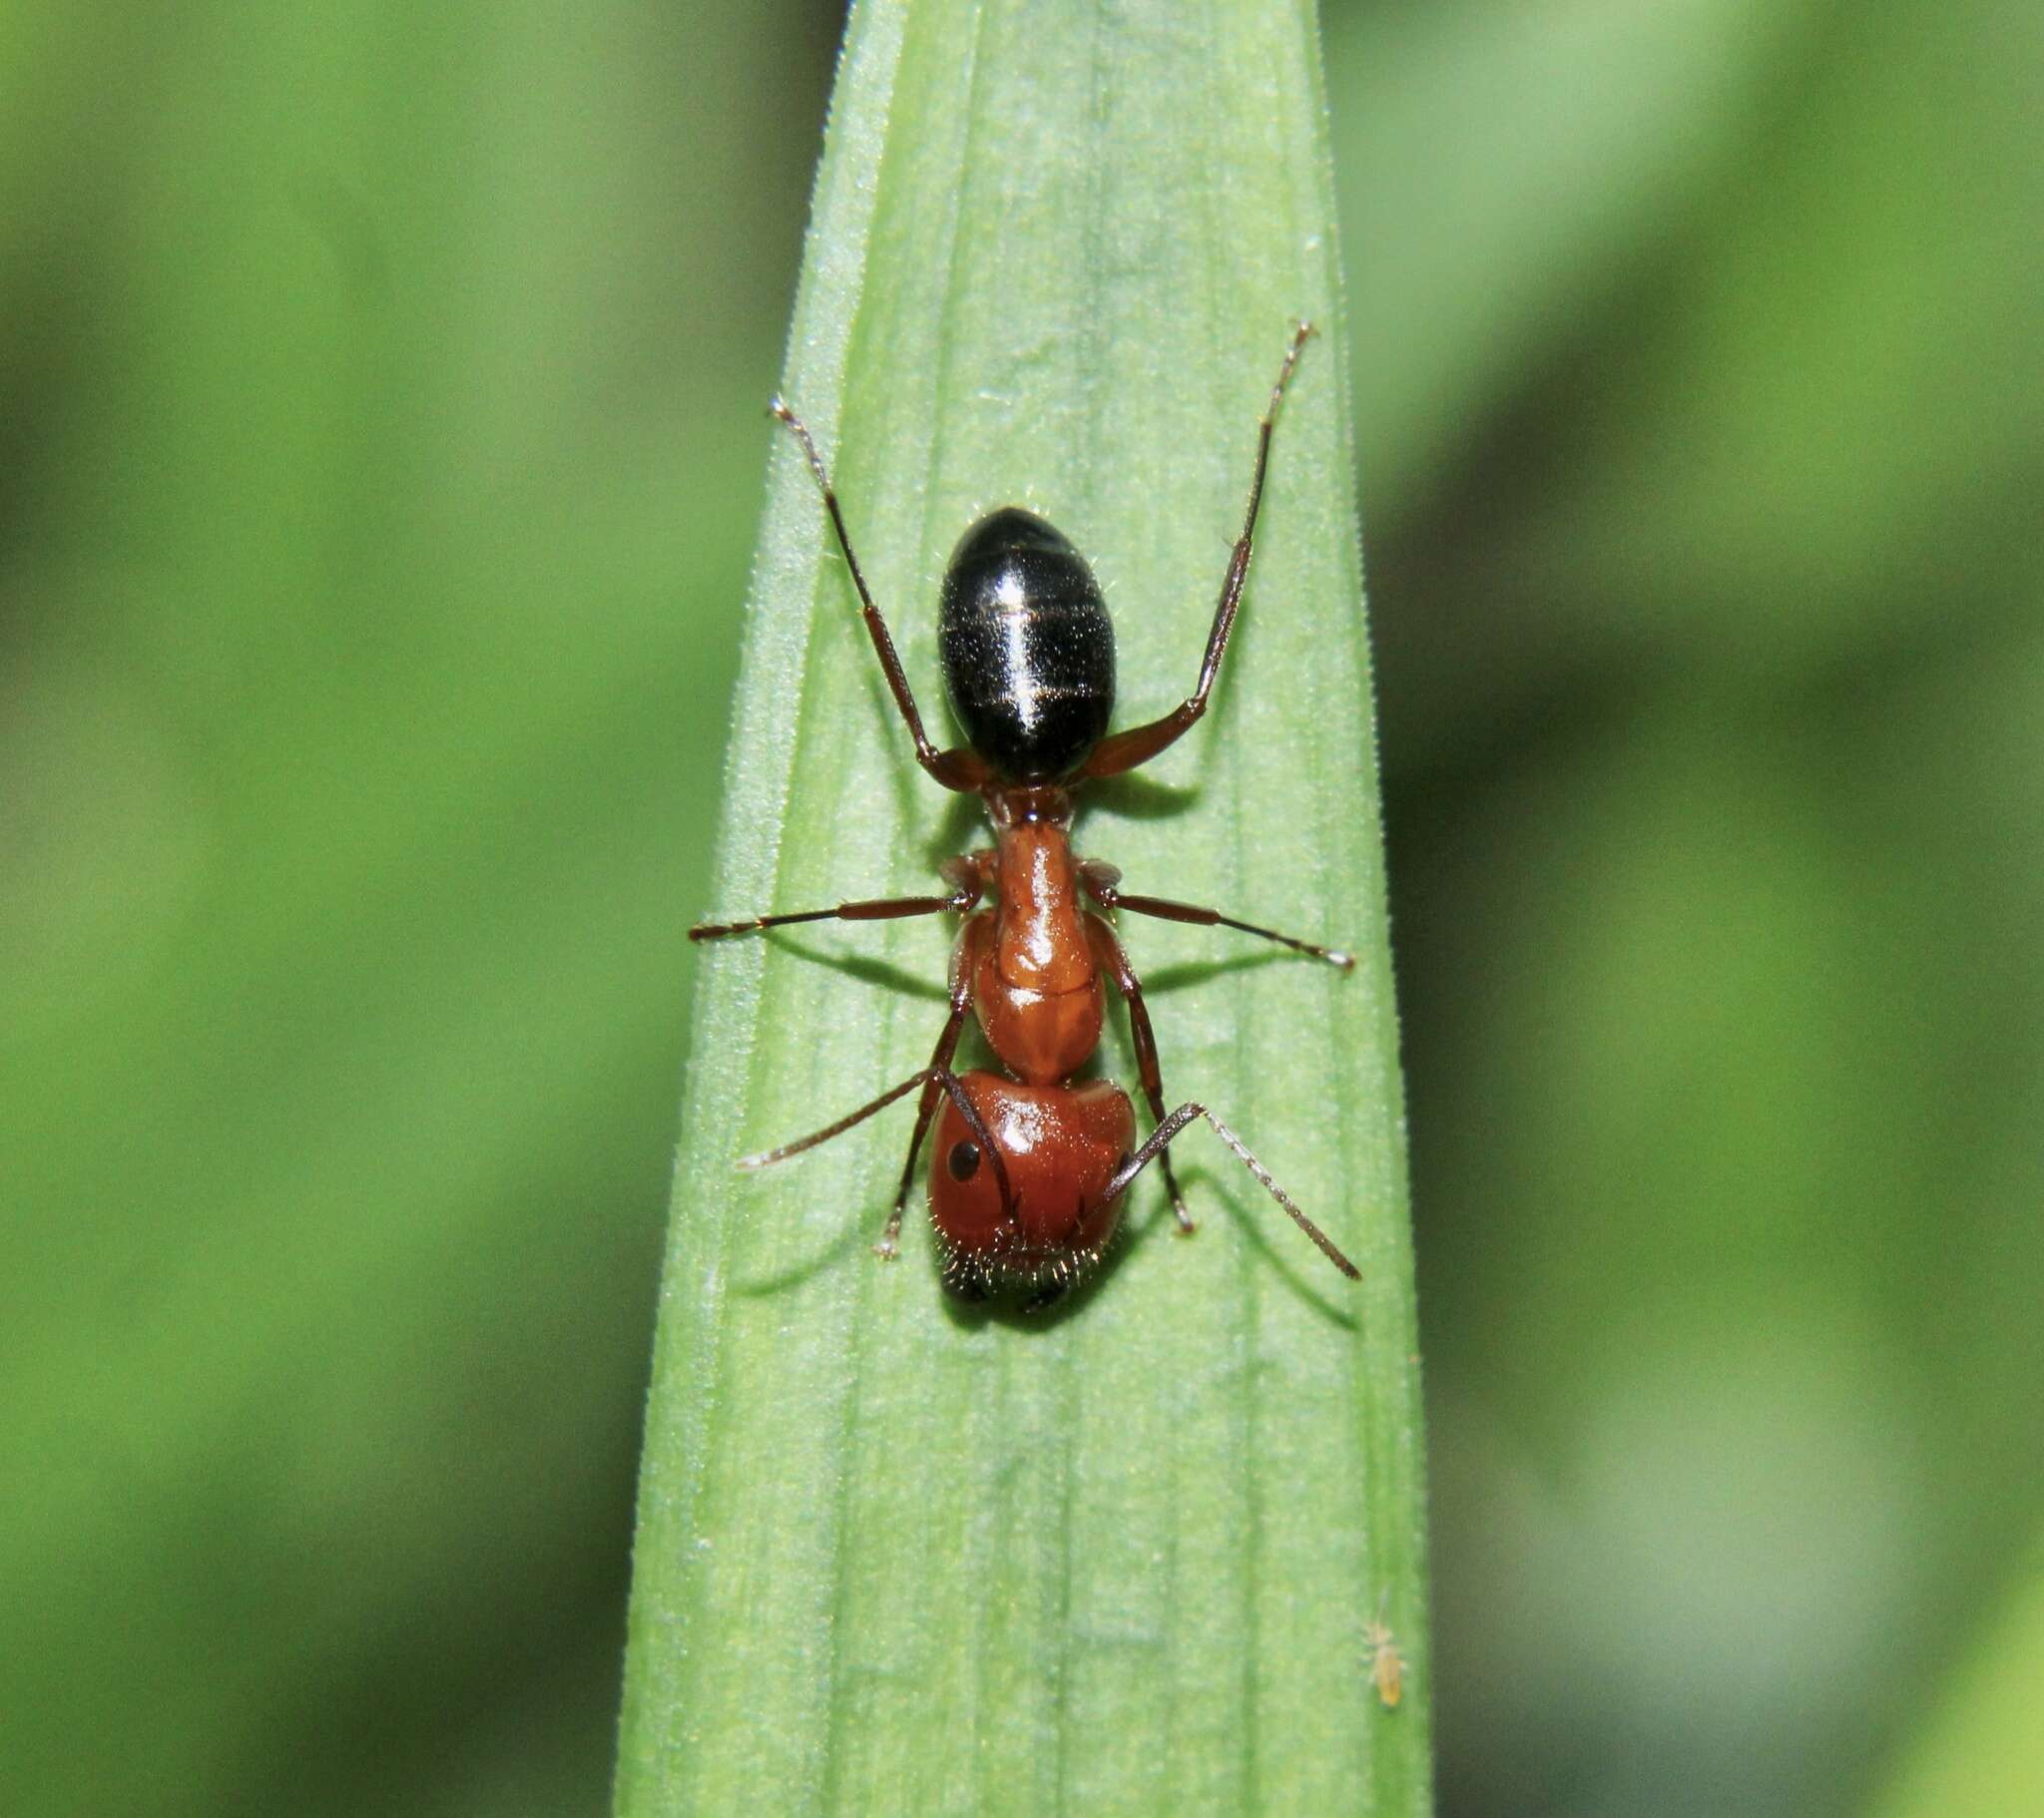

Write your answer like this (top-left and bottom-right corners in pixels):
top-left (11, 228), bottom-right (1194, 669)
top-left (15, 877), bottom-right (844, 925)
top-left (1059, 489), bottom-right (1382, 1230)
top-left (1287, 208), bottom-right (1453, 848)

top-left (2, 2), bottom-right (2037, 1815)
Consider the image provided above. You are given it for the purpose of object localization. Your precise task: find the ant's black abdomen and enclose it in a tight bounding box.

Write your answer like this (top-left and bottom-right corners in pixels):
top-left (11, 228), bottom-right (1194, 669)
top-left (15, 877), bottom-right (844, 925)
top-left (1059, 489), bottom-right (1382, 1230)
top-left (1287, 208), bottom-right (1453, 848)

top-left (939, 507), bottom-right (1116, 781)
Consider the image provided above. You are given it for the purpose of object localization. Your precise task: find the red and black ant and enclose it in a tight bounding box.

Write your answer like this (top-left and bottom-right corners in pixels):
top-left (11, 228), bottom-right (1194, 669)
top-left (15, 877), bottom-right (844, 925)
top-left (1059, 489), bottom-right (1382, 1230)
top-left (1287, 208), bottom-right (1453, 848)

top-left (692, 322), bottom-right (1358, 1310)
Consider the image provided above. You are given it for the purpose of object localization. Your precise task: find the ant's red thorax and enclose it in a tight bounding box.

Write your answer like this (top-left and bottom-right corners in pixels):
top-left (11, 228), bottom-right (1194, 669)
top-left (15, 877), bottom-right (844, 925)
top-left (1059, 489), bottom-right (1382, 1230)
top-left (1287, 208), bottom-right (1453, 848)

top-left (991, 818), bottom-right (1091, 995)
top-left (965, 793), bottom-right (1105, 1086)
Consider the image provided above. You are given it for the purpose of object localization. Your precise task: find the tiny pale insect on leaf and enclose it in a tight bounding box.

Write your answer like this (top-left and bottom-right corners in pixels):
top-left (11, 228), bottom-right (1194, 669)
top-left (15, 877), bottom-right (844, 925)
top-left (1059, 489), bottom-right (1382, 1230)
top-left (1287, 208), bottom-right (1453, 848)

top-left (1366, 1589), bottom-right (1406, 1710)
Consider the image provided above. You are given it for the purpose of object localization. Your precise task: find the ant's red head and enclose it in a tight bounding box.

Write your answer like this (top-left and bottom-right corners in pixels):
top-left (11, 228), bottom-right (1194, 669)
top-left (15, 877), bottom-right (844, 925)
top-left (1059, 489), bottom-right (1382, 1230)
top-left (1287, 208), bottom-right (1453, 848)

top-left (930, 1072), bottom-right (1135, 1308)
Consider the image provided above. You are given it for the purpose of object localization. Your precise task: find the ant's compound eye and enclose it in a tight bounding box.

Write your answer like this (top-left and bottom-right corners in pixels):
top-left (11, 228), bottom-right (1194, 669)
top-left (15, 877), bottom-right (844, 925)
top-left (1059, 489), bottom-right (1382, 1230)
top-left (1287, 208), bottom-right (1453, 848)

top-left (947, 1139), bottom-right (983, 1181)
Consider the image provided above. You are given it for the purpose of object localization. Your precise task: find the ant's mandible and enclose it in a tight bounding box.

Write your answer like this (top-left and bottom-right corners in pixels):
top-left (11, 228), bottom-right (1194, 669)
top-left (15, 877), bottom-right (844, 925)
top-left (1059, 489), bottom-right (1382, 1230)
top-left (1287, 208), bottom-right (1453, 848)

top-left (693, 322), bottom-right (1359, 1310)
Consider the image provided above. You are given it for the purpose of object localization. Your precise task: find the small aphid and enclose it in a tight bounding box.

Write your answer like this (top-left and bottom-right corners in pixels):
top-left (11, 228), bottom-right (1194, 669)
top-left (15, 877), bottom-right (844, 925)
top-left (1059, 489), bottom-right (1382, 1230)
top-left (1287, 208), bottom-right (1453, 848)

top-left (1364, 1590), bottom-right (1404, 1709)
top-left (693, 323), bottom-right (1358, 1309)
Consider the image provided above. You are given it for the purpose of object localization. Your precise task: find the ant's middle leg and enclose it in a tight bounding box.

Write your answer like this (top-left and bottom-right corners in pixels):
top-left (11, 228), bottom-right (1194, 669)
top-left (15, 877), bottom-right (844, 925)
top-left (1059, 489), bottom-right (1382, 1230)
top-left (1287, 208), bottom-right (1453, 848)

top-left (769, 400), bottom-right (989, 792)
top-left (1080, 861), bottom-right (1353, 971)
top-left (692, 857), bottom-right (985, 945)
top-left (1085, 916), bottom-right (1195, 1233)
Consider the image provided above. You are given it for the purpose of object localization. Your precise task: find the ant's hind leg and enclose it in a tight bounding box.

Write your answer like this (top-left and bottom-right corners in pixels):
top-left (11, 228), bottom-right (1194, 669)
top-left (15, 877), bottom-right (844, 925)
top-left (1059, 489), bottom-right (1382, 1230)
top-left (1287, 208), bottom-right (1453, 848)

top-left (1081, 321), bottom-right (1314, 780)
top-left (769, 400), bottom-right (989, 793)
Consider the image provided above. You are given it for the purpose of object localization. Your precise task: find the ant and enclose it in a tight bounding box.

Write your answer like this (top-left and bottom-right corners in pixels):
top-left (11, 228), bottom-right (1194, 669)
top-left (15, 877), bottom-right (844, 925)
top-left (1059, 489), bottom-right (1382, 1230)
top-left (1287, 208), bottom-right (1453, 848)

top-left (692, 322), bottom-right (1358, 1310)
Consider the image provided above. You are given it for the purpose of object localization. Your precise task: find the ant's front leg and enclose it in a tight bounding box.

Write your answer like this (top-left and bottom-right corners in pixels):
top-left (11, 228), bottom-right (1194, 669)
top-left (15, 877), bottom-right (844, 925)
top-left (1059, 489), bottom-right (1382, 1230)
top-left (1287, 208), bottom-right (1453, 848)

top-left (1102, 1101), bottom-right (1359, 1281)
top-left (877, 918), bottom-right (992, 1258)
top-left (737, 1056), bottom-right (1013, 1244)
top-left (1084, 915), bottom-right (1195, 1233)
top-left (735, 922), bottom-right (1012, 1256)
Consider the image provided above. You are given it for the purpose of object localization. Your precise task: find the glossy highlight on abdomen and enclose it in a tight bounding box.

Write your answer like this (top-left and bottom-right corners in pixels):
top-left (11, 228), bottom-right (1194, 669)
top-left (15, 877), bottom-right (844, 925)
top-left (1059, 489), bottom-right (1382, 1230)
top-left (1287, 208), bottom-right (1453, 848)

top-left (938, 507), bottom-right (1116, 782)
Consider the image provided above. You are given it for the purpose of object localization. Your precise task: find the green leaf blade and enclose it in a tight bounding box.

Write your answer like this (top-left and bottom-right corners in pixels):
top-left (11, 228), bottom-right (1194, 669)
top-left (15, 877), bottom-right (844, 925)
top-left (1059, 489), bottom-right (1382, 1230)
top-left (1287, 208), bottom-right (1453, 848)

top-left (618, 2), bottom-right (1427, 1812)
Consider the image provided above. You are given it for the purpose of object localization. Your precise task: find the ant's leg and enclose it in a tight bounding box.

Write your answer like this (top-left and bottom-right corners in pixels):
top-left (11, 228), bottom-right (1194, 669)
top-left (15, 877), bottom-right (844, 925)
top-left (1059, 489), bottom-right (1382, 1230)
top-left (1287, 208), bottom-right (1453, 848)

top-left (736, 1071), bottom-right (933, 1170)
top-left (737, 1062), bottom-right (1013, 1227)
top-left (876, 941), bottom-right (978, 1258)
top-left (693, 857), bottom-right (984, 944)
top-left (1080, 863), bottom-right (1351, 971)
top-left (1101, 1101), bottom-right (1359, 1280)
top-left (770, 401), bottom-right (989, 792)
top-left (1084, 916), bottom-right (1195, 1233)
top-left (692, 889), bottom-right (972, 944)
top-left (1083, 322), bottom-right (1313, 779)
